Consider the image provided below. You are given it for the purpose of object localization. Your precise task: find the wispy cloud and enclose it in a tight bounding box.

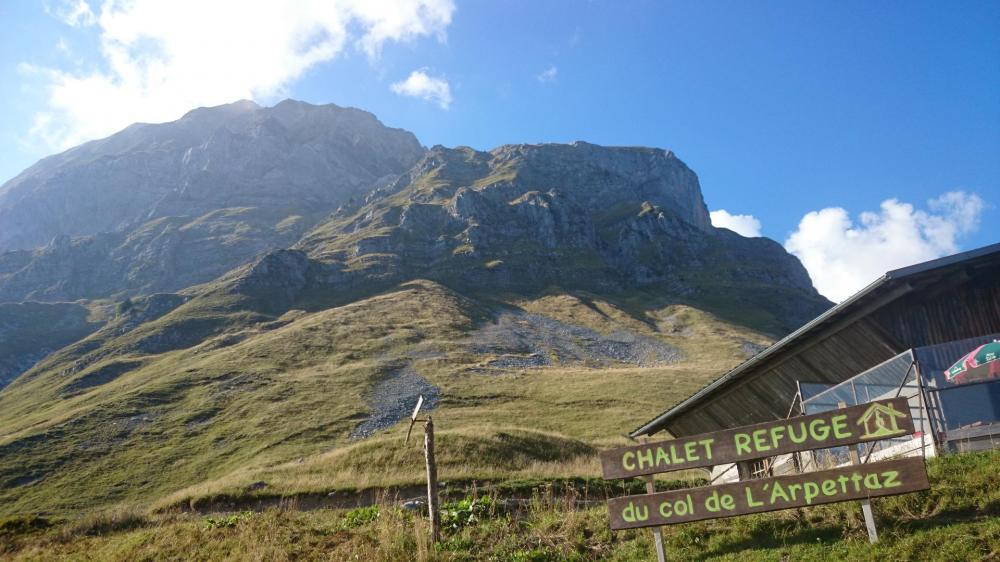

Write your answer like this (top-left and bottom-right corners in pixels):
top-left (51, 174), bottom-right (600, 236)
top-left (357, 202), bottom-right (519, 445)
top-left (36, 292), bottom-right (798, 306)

top-left (537, 65), bottom-right (558, 83)
top-left (785, 191), bottom-right (985, 301)
top-left (52, 0), bottom-right (96, 27)
top-left (390, 68), bottom-right (452, 108)
top-left (29, 0), bottom-right (455, 149)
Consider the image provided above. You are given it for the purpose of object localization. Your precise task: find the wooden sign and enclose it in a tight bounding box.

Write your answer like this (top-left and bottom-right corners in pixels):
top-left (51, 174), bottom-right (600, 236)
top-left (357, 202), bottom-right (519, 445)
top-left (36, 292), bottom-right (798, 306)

top-left (601, 398), bottom-right (914, 480)
top-left (608, 457), bottom-right (929, 530)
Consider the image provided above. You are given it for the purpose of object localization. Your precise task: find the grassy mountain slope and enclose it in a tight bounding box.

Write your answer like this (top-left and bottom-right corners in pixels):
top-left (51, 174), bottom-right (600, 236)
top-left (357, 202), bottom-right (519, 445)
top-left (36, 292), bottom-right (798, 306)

top-left (0, 277), bottom-right (768, 517)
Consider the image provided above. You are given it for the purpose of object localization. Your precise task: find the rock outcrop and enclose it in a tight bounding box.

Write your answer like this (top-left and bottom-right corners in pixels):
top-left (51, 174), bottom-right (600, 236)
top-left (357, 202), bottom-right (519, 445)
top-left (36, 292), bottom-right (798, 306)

top-left (294, 144), bottom-right (829, 333)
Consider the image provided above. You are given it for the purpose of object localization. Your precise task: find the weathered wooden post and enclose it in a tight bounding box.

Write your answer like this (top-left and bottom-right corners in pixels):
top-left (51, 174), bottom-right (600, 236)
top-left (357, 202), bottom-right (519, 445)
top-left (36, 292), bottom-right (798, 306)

top-left (425, 416), bottom-right (441, 543)
top-left (839, 401), bottom-right (878, 543)
top-left (643, 475), bottom-right (667, 562)
top-left (405, 395), bottom-right (441, 543)
top-left (638, 435), bottom-right (667, 562)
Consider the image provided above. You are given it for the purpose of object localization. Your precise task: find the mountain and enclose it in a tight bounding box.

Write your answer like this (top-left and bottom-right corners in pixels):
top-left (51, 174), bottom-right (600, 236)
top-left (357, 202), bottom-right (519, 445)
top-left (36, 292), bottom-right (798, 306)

top-left (293, 142), bottom-right (825, 332)
top-left (0, 100), bottom-right (424, 301)
top-left (0, 100), bottom-right (832, 517)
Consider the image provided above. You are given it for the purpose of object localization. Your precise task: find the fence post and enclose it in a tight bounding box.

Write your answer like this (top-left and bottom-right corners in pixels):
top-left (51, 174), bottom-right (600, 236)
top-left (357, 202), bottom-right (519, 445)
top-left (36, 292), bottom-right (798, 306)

top-left (425, 416), bottom-right (440, 543)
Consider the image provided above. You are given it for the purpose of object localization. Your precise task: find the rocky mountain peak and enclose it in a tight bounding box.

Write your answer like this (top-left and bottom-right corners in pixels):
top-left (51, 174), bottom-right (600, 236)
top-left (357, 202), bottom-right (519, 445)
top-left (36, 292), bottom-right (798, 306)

top-left (393, 143), bottom-right (711, 233)
top-left (177, 99), bottom-right (261, 122)
top-left (0, 99), bottom-right (425, 253)
top-left (484, 142), bottom-right (712, 231)
top-left (0, 100), bottom-right (828, 336)
top-left (292, 140), bottom-right (829, 334)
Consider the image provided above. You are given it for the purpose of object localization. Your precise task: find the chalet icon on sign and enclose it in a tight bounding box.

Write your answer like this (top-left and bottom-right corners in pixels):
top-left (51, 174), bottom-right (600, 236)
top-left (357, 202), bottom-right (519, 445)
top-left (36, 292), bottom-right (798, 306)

top-left (857, 402), bottom-right (908, 439)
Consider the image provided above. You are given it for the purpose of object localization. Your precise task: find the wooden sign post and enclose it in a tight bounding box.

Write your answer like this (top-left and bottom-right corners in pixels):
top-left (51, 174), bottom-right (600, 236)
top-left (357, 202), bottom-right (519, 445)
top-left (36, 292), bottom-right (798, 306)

top-left (839, 401), bottom-right (878, 543)
top-left (424, 416), bottom-right (441, 543)
top-left (600, 398), bottom-right (930, 555)
top-left (405, 395), bottom-right (440, 543)
top-left (644, 475), bottom-right (667, 562)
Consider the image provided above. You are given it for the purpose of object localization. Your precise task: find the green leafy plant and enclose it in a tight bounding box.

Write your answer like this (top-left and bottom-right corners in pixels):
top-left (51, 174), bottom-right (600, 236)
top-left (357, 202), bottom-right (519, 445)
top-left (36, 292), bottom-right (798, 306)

top-left (340, 505), bottom-right (380, 528)
top-left (441, 495), bottom-right (499, 530)
top-left (203, 511), bottom-right (252, 529)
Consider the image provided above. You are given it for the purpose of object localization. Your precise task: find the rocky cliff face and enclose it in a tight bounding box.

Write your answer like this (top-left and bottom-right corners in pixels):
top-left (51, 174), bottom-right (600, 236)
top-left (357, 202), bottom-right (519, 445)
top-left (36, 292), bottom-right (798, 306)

top-left (0, 100), bottom-right (425, 300)
top-left (0, 100), bottom-right (828, 331)
top-left (0, 207), bottom-right (311, 301)
top-left (293, 144), bottom-right (828, 332)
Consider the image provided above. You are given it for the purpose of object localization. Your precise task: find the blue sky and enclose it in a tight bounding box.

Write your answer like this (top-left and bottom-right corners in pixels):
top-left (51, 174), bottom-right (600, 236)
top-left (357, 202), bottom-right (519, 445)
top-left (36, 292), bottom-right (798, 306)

top-left (1, 1), bottom-right (997, 300)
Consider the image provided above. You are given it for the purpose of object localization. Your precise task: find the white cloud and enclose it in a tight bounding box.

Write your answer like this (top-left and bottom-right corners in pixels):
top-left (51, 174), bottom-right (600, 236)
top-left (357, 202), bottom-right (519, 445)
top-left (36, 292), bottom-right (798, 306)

top-left (710, 209), bottom-right (762, 238)
top-left (537, 65), bottom-right (558, 83)
top-left (785, 191), bottom-right (985, 302)
top-left (30, 0), bottom-right (455, 149)
top-left (390, 68), bottom-right (452, 108)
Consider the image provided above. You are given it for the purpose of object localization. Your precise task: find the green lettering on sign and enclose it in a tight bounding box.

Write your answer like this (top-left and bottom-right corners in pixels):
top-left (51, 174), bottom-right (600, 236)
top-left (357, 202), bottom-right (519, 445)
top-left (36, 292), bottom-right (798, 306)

top-left (599, 398), bottom-right (916, 480)
top-left (607, 457), bottom-right (930, 530)
top-left (734, 433), bottom-right (752, 455)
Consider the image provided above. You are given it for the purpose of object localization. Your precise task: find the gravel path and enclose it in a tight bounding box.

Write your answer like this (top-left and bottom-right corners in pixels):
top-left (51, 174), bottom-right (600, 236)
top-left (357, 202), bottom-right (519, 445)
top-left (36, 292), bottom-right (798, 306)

top-left (350, 366), bottom-right (440, 439)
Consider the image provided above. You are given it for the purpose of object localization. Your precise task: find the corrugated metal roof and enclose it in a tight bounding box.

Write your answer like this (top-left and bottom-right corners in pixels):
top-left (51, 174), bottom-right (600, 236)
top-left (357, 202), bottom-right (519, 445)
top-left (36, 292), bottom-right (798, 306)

top-left (630, 242), bottom-right (1000, 438)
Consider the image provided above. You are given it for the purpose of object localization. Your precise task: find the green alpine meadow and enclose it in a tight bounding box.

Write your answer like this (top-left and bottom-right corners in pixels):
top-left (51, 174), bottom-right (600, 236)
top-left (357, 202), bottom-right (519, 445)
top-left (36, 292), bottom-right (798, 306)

top-left (2, 2), bottom-right (998, 559)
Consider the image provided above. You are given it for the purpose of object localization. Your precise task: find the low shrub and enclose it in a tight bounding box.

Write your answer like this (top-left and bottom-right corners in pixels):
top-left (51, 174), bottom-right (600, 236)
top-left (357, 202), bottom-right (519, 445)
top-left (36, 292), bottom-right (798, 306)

top-left (340, 505), bottom-right (381, 528)
top-left (203, 511), bottom-right (253, 529)
top-left (0, 515), bottom-right (52, 537)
